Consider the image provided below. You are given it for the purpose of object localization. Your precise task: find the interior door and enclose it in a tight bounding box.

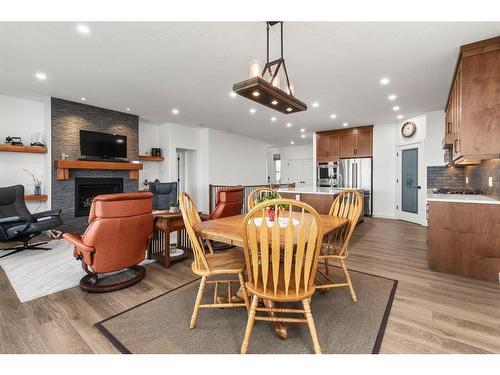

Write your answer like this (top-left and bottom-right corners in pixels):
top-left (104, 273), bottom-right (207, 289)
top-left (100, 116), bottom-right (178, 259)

top-left (288, 158), bottom-right (313, 186)
top-left (396, 143), bottom-right (425, 225)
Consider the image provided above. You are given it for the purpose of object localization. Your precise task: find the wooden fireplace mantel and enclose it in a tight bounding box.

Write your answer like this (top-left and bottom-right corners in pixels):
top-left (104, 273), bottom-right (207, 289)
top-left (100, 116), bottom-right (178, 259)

top-left (54, 160), bottom-right (143, 180)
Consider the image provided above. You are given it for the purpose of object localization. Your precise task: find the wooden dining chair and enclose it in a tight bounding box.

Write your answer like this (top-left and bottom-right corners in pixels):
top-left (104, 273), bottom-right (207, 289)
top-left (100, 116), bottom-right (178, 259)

top-left (316, 190), bottom-right (363, 302)
top-left (247, 187), bottom-right (281, 211)
top-left (179, 192), bottom-right (250, 329)
top-left (240, 199), bottom-right (325, 354)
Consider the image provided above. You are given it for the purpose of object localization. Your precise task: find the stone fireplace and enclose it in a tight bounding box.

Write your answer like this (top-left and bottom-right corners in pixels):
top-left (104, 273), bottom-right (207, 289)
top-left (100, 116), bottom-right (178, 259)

top-left (74, 178), bottom-right (123, 217)
top-left (51, 98), bottom-right (139, 232)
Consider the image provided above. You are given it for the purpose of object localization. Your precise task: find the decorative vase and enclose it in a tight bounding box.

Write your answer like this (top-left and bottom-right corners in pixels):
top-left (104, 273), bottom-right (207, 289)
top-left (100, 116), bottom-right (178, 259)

top-left (34, 186), bottom-right (41, 196)
top-left (268, 208), bottom-right (275, 222)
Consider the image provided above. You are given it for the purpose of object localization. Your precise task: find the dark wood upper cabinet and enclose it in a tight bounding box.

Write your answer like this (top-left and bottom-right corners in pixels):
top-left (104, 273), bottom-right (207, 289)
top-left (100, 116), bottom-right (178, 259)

top-left (445, 36), bottom-right (500, 164)
top-left (354, 127), bottom-right (373, 157)
top-left (316, 131), bottom-right (340, 162)
top-left (317, 125), bottom-right (373, 161)
top-left (340, 131), bottom-right (357, 158)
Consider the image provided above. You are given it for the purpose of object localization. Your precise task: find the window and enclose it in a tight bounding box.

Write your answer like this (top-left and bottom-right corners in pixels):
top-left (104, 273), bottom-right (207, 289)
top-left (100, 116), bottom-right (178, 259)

top-left (273, 154), bottom-right (281, 183)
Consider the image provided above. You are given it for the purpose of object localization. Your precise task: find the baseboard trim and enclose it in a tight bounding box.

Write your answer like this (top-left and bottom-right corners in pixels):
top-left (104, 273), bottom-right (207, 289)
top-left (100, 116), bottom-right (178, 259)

top-left (372, 214), bottom-right (396, 220)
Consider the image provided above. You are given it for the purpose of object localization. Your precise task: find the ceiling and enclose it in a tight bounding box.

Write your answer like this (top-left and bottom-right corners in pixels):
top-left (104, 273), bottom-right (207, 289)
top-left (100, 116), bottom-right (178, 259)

top-left (0, 22), bottom-right (499, 146)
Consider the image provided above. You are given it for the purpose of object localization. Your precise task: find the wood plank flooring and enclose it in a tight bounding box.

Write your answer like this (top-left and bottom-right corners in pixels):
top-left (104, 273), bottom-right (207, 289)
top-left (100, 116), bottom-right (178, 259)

top-left (1, 217), bottom-right (499, 354)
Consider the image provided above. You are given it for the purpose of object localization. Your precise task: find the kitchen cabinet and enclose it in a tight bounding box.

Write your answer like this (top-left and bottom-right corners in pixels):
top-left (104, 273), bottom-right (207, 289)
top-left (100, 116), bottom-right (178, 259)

top-left (353, 127), bottom-right (373, 157)
top-left (317, 125), bottom-right (373, 162)
top-left (340, 126), bottom-right (373, 158)
top-left (316, 131), bottom-right (340, 162)
top-left (444, 36), bottom-right (500, 164)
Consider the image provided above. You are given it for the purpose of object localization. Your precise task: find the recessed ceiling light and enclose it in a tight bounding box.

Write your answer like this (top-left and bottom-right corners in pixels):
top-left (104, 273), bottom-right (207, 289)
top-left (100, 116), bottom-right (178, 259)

top-left (380, 77), bottom-right (390, 85)
top-left (249, 108), bottom-right (256, 114)
top-left (393, 106), bottom-right (400, 111)
top-left (126, 107), bottom-right (131, 111)
top-left (271, 117), bottom-right (277, 122)
top-left (330, 114), bottom-right (337, 119)
top-left (286, 107), bottom-right (293, 112)
top-left (300, 128), bottom-right (305, 133)
top-left (342, 122), bottom-right (349, 127)
top-left (35, 72), bottom-right (47, 81)
top-left (81, 97), bottom-right (86, 101)
top-left (229, 92), bottom-right (237, 98)
top-left (388, 94), bottom-right (397, 101)
top-left (290, 141), bottom-right (295, 145)
top-left (76, 24), bottom-right (90, 35)
top-left (286, 122), bottom-right (292, 128)
top-left (271, 100), bottom-right (278, 105)
top-left (312, 102), bottom-right (319, 108)
top-left (301, 134), bottom-right (306, 138)
top-left (172, 108), bottom-right (179, 114)
top-left (252, 91), bottom-right (260, 97)
top-left (397, 115), bottom-right (403, 119)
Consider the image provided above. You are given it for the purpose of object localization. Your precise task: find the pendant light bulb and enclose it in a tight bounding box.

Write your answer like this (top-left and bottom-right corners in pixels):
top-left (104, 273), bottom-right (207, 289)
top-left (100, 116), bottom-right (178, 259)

top-left (248, 59), bottom-right (262, 78)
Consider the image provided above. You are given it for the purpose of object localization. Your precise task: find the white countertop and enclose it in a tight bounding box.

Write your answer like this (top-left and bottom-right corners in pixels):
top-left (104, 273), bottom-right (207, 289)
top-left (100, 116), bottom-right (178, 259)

top-left (427, 190), bottom-right (500, 205)
top-left (278, 186), bottom-right (363, 195)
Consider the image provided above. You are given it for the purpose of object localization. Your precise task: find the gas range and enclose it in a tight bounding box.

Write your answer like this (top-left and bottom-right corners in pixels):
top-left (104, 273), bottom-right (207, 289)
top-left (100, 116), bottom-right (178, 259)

top-left (432, 187), bottom-right (480, 195)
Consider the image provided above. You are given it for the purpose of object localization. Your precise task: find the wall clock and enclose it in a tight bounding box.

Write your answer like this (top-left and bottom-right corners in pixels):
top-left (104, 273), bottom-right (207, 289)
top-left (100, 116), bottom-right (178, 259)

top-left (401, 121), bottom-right (417, 138)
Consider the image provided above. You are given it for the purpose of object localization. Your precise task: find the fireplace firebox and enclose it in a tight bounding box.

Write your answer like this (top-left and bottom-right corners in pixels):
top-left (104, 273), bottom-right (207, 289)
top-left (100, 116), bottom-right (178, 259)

top-left (74, 178), bottom-right (124, 217)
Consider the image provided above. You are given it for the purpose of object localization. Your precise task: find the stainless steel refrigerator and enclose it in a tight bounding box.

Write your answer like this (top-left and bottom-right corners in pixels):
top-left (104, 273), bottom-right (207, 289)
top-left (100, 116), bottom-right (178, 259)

top-left (339, 158), bottom-right (372, 216)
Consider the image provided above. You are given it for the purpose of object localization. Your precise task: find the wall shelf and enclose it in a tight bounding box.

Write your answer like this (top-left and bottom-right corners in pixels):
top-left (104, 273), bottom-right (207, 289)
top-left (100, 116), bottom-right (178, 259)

top-left (0, 144), bottom-right (47, 154)
top-left (25, 194), bottom-right (48, 202)
top-left (138, 155), bottom-right (165, 161)
top-left (54, 160), bottom-right (143, 180)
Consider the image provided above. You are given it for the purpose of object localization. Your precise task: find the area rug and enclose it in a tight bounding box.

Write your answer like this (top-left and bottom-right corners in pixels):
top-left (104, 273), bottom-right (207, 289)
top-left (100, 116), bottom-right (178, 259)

top-left (96, 268), bottom-right (397, 354)
top-left (0, 239), bottom-right (84, 302)
top-left (0, 239), bottom-right (154, 303)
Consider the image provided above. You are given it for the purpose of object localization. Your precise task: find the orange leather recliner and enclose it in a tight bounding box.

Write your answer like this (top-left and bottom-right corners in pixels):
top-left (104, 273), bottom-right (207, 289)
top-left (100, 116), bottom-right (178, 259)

top-left (209, 187), bottom-right (244, 219)
top-left (63, 192), bottom-right (153, 293)
top-left (203, 187), bottom-right (244, 251)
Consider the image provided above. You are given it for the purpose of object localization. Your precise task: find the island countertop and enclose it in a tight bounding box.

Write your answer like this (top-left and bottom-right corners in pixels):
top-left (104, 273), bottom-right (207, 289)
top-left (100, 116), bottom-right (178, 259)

top-left (278, 186), bottom-right (363, 195)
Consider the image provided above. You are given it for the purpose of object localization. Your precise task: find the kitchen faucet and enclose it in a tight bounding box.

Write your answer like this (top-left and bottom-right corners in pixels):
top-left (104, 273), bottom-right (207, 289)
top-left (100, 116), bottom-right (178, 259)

top-left (330, 172), bottom-right (343, 188)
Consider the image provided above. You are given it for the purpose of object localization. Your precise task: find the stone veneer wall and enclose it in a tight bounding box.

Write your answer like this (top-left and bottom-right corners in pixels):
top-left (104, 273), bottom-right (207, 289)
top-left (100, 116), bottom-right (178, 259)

top-left (51, 98), bottom-right (139, 233)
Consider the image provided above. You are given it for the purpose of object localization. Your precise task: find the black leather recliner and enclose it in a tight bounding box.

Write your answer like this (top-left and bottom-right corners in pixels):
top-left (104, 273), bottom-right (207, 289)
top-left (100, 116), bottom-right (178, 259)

top-left (0, 185), bottom-right (63, 259)
top-left (148, 182), bottom-right (178, 210)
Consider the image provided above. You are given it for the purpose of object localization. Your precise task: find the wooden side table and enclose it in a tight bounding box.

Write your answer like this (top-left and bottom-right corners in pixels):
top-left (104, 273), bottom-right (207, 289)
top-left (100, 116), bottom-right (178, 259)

top-left (148, 211), bottom-right (191, 268)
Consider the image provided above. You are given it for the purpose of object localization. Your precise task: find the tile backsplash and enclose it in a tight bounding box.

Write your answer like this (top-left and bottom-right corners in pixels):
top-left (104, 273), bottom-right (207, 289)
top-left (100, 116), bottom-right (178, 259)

top-left (464, 159), bottom-right (500, 199)
top-left (427, 159), bottom-right (500, 199)
top-left (427, 166), bottom-right (465, 189)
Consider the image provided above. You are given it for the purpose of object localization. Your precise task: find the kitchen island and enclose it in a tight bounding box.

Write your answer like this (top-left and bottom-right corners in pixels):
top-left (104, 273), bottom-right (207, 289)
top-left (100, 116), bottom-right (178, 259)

top-left (427, 193), bottom-right (500, 282)
top-left (278, 186), bottom-right (364, 215)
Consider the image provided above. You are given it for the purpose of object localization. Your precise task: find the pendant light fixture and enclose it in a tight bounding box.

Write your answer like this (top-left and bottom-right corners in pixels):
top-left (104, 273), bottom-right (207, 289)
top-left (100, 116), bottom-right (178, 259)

top-left (232, 22), bottom-right (307, 114)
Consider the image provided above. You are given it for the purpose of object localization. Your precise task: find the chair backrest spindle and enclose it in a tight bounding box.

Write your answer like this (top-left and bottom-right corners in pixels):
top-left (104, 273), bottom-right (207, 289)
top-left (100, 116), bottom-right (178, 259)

top-left (328, 190), bottom-right (363, 256)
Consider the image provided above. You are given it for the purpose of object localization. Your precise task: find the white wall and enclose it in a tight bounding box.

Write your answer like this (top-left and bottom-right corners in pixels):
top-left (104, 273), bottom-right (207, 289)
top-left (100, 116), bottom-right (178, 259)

top-left (0, 94), bottom-right (51, 213)
top-left (425, 110), bottom-right (446, 167)
top-left (138, 121), bottom-right (162, 188)
top-left (374, 110), bottom-right (445, 223)
top-left (208, 128), bottom-right (267, 186)
top-left (266, 144), bottom-right (314, 184)
top-left (149, 124), bottom-right (268, 213)
top-left (372, 123), bottom-right (397, 219)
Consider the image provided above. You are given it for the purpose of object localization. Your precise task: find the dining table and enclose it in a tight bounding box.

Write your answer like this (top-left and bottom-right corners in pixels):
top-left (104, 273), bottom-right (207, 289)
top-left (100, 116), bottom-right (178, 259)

top-left (193, 212), bottom-right (349, 340)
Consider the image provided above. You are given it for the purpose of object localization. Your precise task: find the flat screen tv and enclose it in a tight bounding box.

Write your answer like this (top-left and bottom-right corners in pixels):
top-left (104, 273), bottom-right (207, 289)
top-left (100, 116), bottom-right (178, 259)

top-left (80, 130), bottom-right (127, 160)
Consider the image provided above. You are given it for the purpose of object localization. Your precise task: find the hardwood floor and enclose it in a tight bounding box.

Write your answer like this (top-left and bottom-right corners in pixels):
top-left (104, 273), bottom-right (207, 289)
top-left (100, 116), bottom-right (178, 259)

top-left (1, 217), bottom-right (499, 354)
